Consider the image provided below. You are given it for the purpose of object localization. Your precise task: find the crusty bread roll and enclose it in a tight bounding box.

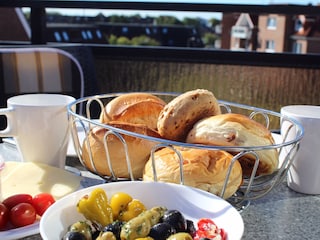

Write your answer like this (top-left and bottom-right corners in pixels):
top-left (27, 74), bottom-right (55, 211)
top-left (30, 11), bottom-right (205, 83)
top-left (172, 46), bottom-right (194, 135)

top-left (100, 93), bottom-right (166, 130)
top-left (82, 122), bottom-right (161, 179)
top-left (143, 147), bottom-right (242, 199)
top-left (157, 89), bottom-right (221, 142)
top-left (186, 113), bottom-right (279, 176)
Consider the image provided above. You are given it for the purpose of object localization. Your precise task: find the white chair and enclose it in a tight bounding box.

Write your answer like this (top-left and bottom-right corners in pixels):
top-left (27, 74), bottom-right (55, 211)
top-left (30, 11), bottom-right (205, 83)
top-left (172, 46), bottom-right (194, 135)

top-left (0, 47), bottom-right (86, 130)
top-left (0, 47), bottom-right (84, 99)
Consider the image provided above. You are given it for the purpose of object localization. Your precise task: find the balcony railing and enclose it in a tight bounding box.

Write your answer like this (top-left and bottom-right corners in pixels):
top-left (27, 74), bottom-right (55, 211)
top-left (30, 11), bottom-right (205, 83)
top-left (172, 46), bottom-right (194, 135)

top-left (1, 1), bottom-right (320, 68)
top-left (2, 1), bottom-right (320, 43)
top-left (1, 1), bottom-right (320, 121)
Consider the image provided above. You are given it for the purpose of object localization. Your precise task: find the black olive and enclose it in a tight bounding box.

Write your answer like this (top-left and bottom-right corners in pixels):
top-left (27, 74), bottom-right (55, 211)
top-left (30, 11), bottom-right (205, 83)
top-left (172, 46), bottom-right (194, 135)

top-left (186, 219), bottom-right (197, 237)
top-left (102, 221), bottom-right (124, 240)
top-left (92, 230), bottom-right (100, 239)
top-left (149, 222), bottom-right (175, 240)
top-left (162, 209), bottom-right (187, 232)
top-left (62, 231), bottom-right (87, 240)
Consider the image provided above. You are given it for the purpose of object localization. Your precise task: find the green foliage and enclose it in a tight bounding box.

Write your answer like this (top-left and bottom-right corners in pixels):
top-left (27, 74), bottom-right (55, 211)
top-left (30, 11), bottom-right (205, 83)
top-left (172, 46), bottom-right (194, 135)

top-left (116, 36), bottom-right (131, 45)
top-left (109, 15), bottom-right (131, 23)
top-left (131, 35), bottom-right (160, 46)
top-left (107, 34), bottom-right (160, 46)
top-left (155, 16), bottom-right (182, 25)
top-left (202, 32), bottom-right (218, 46)
top-left (108, 34), bottom-right (118, 44)
top-left (209, 18), bottom-right (220, 26)
top-left (182, 17), bottom-right (201, 27)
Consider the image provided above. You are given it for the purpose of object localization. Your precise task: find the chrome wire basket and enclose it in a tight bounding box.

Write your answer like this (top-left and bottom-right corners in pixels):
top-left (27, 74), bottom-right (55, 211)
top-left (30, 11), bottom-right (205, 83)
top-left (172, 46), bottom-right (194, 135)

top-left (67, 92), bottom-right (304, 211)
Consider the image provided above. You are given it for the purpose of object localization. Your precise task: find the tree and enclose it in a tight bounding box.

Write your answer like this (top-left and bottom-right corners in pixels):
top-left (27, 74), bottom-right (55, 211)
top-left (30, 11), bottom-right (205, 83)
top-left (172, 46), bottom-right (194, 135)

top-left (108, 34), bottom-right (118, 44)
top-left (155, 16), bottom-right (182, 25)
top-left (116, 36), bottom-right (131, 45)
top-left (183, 17), bottom-right (201, 28)
top-left (202, 32), bottom-right (218, 47)
top-left (131, 35), bottom-right (160, 46)
top-left (109, 15), bottom-right (130, 23)
top-left (209, 18), bottom-right (220, 27)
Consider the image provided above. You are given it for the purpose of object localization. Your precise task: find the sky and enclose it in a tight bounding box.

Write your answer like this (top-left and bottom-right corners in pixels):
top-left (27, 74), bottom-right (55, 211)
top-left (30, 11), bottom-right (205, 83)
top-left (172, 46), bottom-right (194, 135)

top-left (38, 0), bottom-right (320, 20)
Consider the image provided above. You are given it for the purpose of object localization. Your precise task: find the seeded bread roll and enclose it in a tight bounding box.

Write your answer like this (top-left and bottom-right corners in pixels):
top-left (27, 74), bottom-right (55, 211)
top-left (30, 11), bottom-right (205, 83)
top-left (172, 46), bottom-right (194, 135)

top-left (157, 89), bottom-right (221, 142)
top-left (186, 113), bottom-right (279, 176)
top-left (100, 93), bottom-right (166, 130)
top-left (82, 122), bottom-right (161, 179)
top-left (143, 147), bottom-right (242, 199)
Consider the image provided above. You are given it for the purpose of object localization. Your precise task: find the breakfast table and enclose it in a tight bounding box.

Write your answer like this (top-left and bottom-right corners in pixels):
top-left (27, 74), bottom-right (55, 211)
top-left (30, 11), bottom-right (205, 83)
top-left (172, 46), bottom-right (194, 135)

top-left (1, 141), bottom-right (320, 240)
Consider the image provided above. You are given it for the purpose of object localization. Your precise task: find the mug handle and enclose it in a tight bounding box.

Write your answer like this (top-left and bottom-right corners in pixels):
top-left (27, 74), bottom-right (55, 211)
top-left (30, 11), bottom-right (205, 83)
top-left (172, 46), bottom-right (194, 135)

top-left (0, 107), bottom-right (15, 136)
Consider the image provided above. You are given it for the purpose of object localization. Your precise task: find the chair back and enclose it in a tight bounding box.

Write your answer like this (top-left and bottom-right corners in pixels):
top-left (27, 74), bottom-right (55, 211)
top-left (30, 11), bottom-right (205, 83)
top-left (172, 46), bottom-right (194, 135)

top-left (0, 47), bottom-right (84, 100)
top-left (0, 47), bottom-right (85, 130)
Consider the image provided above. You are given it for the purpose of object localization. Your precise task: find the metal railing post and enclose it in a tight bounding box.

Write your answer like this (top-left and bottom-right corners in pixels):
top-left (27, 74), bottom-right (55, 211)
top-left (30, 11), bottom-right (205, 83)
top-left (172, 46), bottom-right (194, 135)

top-left (30, 7), bottom-right (46, 44)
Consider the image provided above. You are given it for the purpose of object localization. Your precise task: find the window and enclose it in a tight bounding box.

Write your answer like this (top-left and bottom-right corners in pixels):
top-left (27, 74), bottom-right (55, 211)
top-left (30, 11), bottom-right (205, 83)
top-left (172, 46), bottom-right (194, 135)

top-left (96, 30), bottom-right (102, 39)
top-left (266, 40), bottom-right (275, 52)
top-left (54, 31), bottom-right (62, 42)
top-left (294, 19), bottom-right (303, 32)
top-left (81, 30), bottom-right (88, 40)
top-left (239, 38), bottom-right (248, 49)
top-left (162, 28), bottom-right (168, 34)
top-left (86, 30), bottom-right (93, 39)
top-left (122, 27), bottom-right (129, 34)
top-left (293, 42), bottom-right (302, 53)
top-left (62, 31), bottom-right (69, 41)
top-left (267, 17), bottom-right (277, 29)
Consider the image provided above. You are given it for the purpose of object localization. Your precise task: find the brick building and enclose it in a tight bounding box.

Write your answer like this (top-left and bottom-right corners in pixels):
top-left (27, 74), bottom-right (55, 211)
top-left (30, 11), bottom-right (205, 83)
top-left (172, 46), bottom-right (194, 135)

top-left (0, 8), bottom-right (30, 42)
top-left (221, 6), bottom-right (320, 54)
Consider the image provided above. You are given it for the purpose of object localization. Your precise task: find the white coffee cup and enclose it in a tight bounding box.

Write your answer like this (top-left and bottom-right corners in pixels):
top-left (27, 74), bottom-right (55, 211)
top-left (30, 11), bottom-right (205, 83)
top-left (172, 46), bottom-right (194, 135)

top-left (281, 105), bottom-right (320, 194)
top-left (0, 94), bottom-right (75, 168)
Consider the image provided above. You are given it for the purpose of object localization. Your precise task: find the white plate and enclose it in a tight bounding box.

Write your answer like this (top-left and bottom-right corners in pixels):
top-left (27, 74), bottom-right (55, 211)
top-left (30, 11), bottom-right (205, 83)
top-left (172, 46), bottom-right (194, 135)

top-left (40, 181), bottom-right (244, 240)
top-left (0, 221), bottom-right (39, 240)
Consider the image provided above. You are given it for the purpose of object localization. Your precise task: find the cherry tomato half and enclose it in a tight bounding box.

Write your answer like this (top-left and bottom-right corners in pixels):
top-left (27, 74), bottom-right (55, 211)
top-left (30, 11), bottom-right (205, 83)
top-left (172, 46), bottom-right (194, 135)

top-left (2, 194), bottom-right (33, 210)
top-left (0, 203), bottom-right (9, 229)
top-left (9, 203), bottom-right (36, 227)
top-left (194, 218), bottom-right (226, 240)
top-left (32, 193), bottom-right (55, 216)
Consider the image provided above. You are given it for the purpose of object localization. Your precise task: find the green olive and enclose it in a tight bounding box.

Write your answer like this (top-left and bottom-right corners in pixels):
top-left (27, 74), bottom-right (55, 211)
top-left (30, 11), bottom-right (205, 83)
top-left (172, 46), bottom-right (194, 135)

top-left (96, 231), bottom-right (117, 240)
top-left (167, 232), bottom-right (193, 240)
top-left (69, 221), bottom-right (92, 240)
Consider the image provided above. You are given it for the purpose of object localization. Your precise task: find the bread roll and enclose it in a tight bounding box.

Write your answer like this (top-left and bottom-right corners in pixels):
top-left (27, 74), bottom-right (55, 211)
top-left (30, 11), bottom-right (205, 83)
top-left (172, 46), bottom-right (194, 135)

top-left (186, 113), bottom-right (279, 176)
top-left (100, 93), bottom-right (166, 130)
top-left (157, 89), bottom-right (221, 142)
top-left (143, 147), bottom-right (242, 199)
top-left (82, 122), bottom-right (161, 179)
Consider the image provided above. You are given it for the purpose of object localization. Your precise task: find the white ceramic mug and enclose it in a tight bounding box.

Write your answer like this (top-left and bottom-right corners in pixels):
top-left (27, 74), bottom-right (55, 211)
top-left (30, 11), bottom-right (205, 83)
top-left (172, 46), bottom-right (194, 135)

top-left (0, 94), bottom-right (75, 168)
top-left (281, 105), bottom-right (320, 194)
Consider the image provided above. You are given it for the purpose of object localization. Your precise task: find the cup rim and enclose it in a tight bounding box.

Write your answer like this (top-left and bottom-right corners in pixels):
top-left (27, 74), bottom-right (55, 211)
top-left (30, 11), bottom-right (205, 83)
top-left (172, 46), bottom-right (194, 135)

top-left (8, 94), bottom-right (75, 107)
top-left (281, 105), bottom-right (320, 119)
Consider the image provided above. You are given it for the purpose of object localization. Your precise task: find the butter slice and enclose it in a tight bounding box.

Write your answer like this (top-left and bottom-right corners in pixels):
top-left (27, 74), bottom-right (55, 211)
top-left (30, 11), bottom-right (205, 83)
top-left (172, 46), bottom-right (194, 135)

top-left (0, 161), bottom-right (82, 201)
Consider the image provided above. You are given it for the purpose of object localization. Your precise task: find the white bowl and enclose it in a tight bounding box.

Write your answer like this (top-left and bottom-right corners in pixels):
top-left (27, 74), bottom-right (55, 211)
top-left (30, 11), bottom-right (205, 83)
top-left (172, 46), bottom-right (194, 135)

top-left (40, 181), bottom-right (244, 240)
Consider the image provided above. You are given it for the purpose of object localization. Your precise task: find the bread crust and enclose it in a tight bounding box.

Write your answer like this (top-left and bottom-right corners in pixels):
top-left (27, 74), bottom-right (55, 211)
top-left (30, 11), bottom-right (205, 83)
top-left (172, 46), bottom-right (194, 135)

top-left (157, 89), bottom-right (221, 141)
top-left (82, 121), bottom-right (161, 179)
top-left (143, 147), bottom-right (242, 199)
top-left (186, 113), bottom-right (279, 176)
top-left (100, 93), bottom-right (166, 130)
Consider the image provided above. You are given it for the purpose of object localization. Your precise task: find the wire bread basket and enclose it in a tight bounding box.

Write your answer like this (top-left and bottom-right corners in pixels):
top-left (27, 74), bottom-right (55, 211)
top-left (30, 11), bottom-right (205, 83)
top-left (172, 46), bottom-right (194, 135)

top-left (67, 92), bottom-right (304, 211)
